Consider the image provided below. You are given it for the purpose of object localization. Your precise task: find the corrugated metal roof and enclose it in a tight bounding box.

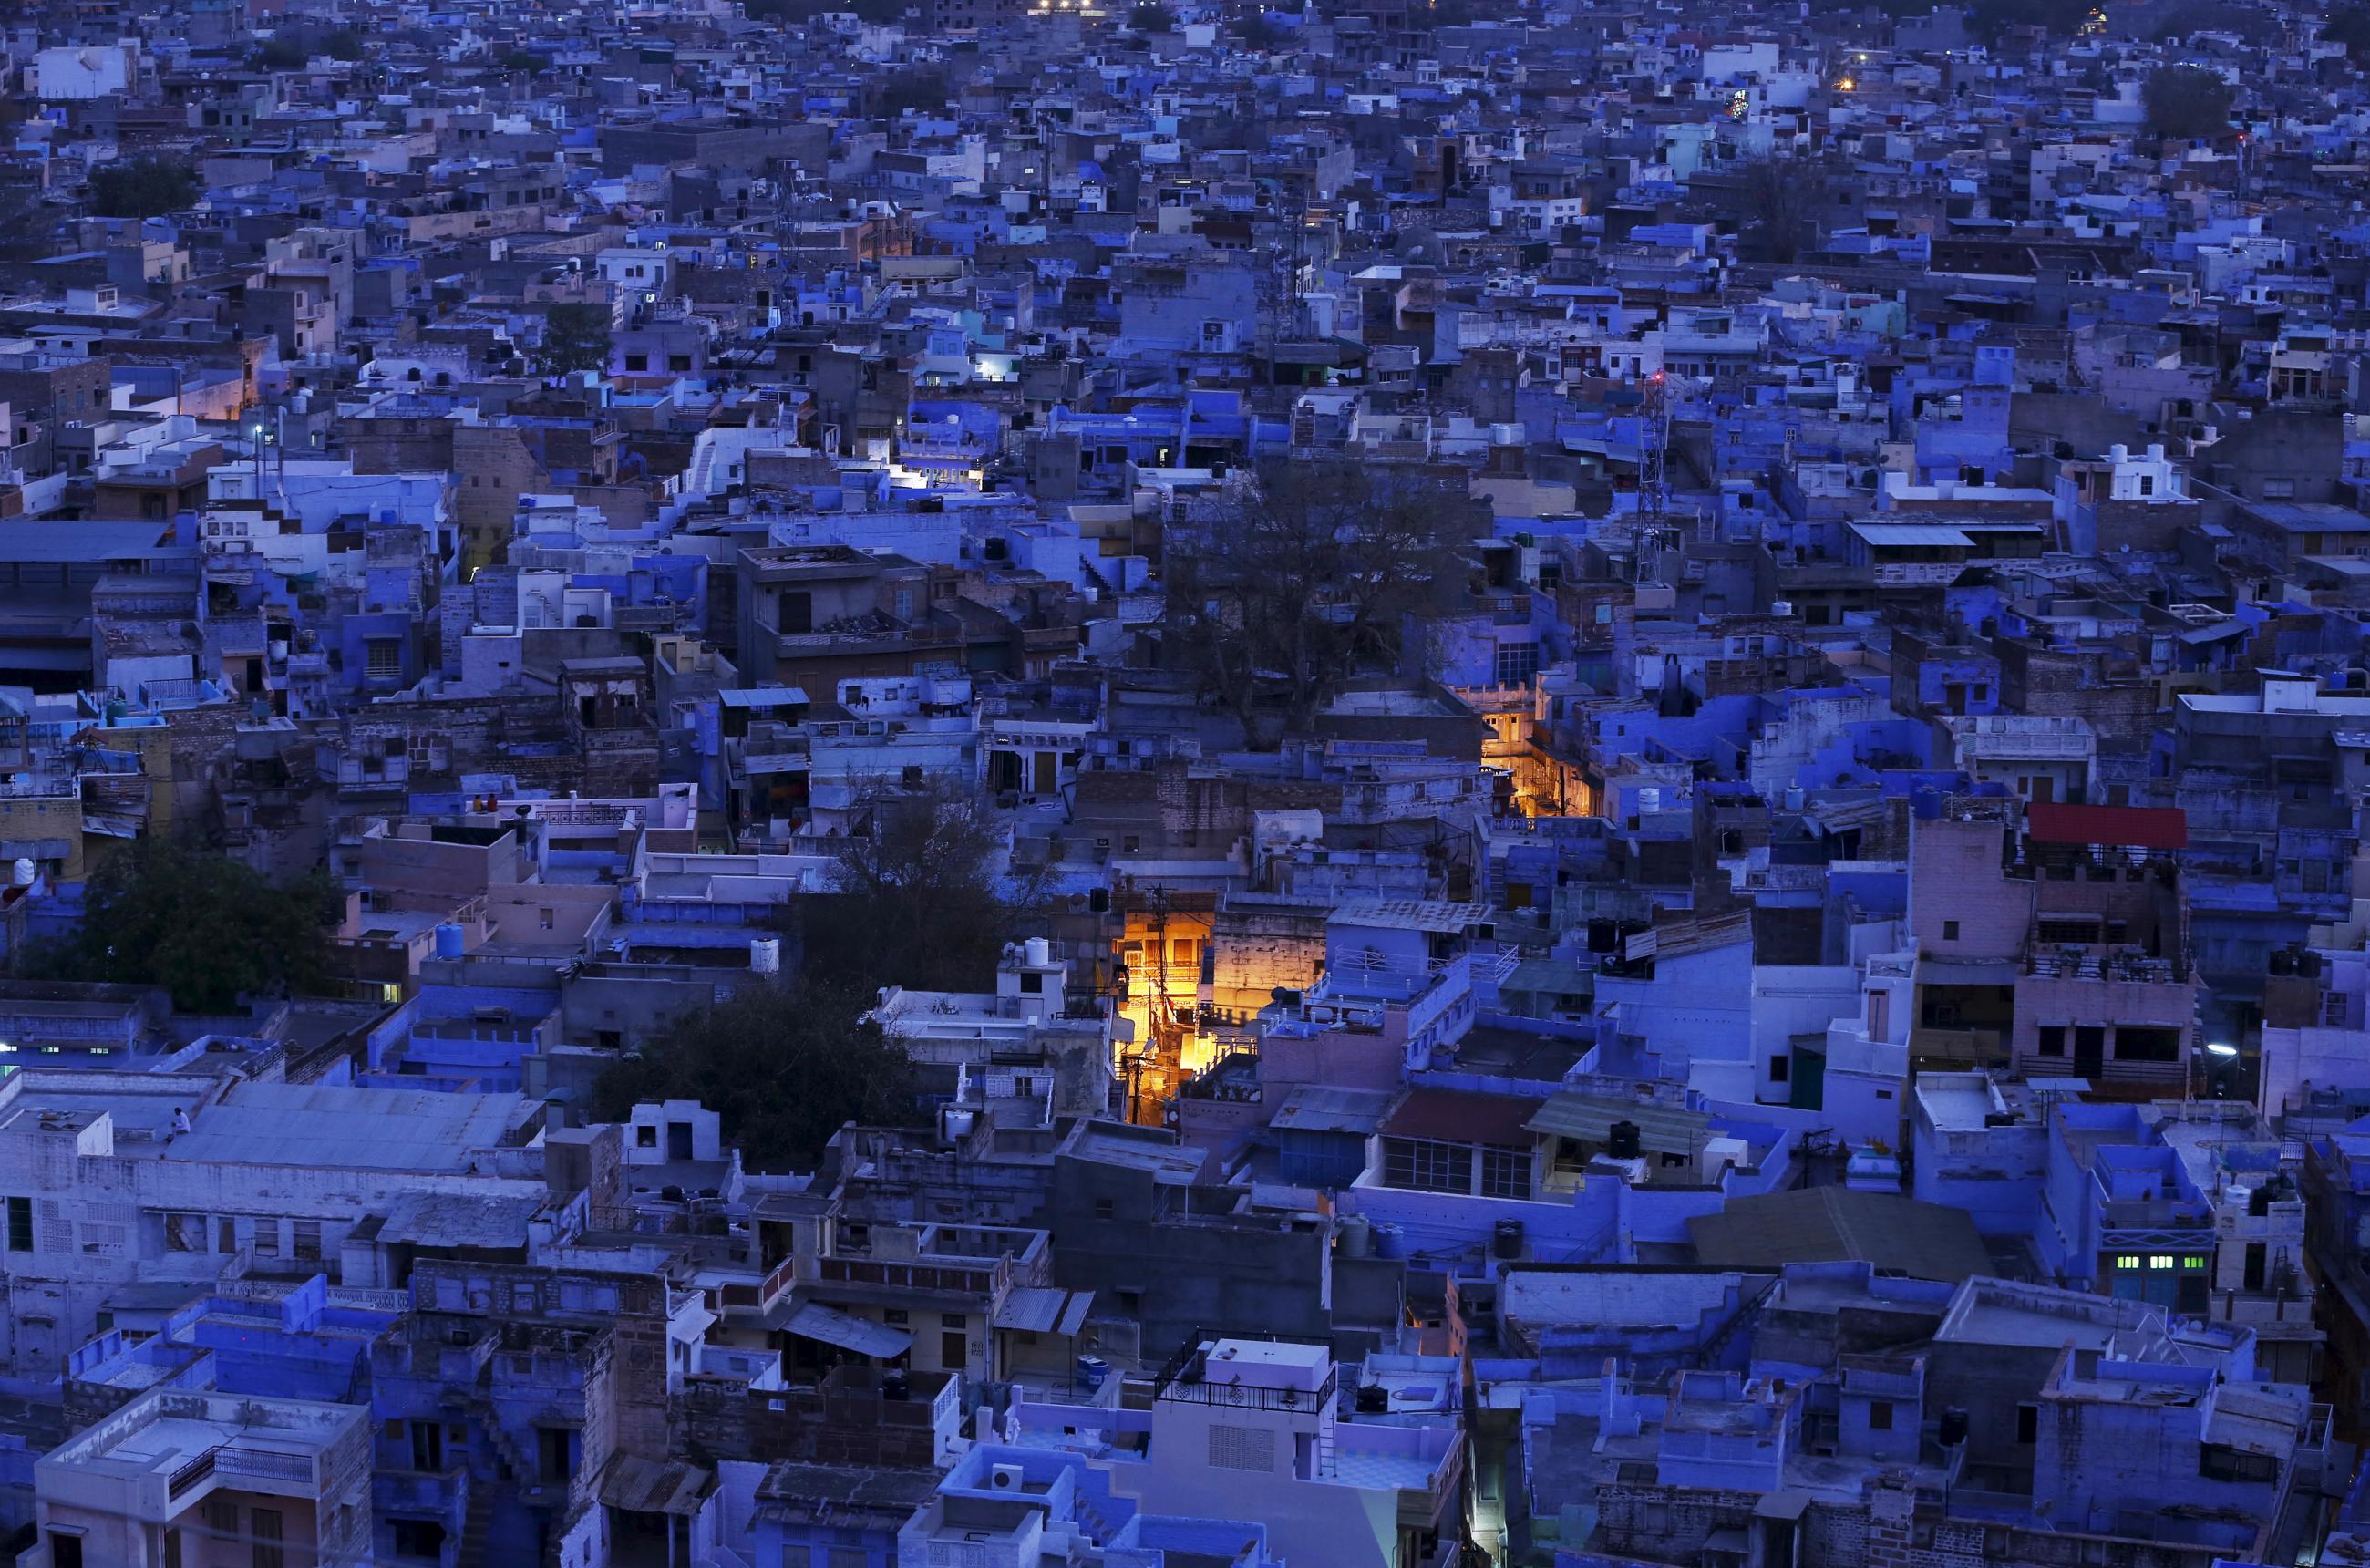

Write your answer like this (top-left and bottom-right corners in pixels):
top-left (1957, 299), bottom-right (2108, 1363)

top-left (1525, 1092), bottom-right (1708, 1155)
top-left (1847, 521), bottom-right (1974, 547)
top-left (1268, 1084), bottom-right (1402, 1136)
top-left (782, 1301), bottom-right (912, 1360)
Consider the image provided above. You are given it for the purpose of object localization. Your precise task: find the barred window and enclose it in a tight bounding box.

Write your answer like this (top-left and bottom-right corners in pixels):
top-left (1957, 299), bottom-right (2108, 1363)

top-left (1208, 1423), bottom-right (1275, 1472)
top-left (1479, 1144), bottom-right (1532, 1202)
top-left (1383, 1137), bottom-right (1472, 1194)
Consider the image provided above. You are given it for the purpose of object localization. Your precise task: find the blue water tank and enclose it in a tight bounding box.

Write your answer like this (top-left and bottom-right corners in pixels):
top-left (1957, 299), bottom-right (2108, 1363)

top-left (433, 923), bottom-right (465, 960)
top-left (1075, 1355), bottom-right (1109, 1391)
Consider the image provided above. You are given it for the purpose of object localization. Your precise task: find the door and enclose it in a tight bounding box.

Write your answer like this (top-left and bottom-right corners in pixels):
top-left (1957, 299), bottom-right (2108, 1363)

top-left (410, 1419), bottom-right (444, 1471)
top-left (666, 1121), bottom-right (694, 1161)
top-left (1031, 751), bottom-right (1056, 795)
top-left (2075, 1026), bottom-right (2106, 1079)
top-left (941, 1330), bottom-right (967, 1371)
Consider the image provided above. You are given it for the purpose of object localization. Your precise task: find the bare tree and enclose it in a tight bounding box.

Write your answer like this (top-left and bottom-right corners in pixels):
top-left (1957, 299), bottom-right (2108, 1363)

top-left (1170, 460), bottom-right (1479, 744)
top-left (1736, 157), bottom-right (1830, 266)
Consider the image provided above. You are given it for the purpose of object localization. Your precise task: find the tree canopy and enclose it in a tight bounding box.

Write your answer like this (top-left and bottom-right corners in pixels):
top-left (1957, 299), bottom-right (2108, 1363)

top-left (2144, 64), bottom-right (2234, 139)
top-left (87, 158), bottom-right (201, 221)
top-left (536, 301), bottom-right (613, 377)
top-left (36, 840), bottom-right (334, 1013)
top-left (592, 980), bottom-right (917, 1171)
top-left (1169, 460), bottom-right (1479, 744)
top-left (799, 776), bottom-right (1023, 995)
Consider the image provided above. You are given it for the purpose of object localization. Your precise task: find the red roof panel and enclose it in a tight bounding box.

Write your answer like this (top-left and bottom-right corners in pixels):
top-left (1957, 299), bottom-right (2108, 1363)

top-left (2025, 803), bottom-right (2188, 851)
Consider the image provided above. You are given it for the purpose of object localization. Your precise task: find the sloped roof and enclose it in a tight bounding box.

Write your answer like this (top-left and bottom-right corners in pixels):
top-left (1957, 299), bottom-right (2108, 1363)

top-left (1687, 1187), bottom-right (1991, 1283)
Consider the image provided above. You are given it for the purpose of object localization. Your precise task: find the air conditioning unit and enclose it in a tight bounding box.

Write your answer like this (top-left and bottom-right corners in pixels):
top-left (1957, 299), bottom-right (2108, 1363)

top-left (989, 1463), bottom-right (1025, 1491)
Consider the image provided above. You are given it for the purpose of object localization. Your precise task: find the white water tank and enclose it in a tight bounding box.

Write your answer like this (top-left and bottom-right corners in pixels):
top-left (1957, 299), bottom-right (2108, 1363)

top-left (1638, 786), bottom-right (1662, 816)
top-left (10, 859), bottom-right (33, 889)
top-left (1025, 936), bottom-right (1051, 968)
top-left (749, 937), bottom-right (780, 975)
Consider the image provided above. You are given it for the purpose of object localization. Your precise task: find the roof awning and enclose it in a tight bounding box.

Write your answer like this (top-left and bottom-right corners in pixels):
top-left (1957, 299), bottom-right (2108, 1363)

top-left (992, 1286), bottom-right (1094, 1336)
top-left (596, 1453), bottom-right (714, 1517)
top-left (1525, 1091), bottom-right (1707, 1156)
top-left (782, 1301), bottom-right (912, 1361)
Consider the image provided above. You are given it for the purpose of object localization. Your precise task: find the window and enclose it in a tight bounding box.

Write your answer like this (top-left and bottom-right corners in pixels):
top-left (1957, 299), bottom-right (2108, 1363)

top-left (1384, 1137), bottom-right (1473, 1194)
top-left (1093, 1198), bottom-right (1115, 1222)
top-left (1869, 1400), bottom-right (1894, 1431)
top-left (2114, 1026), bottom-right (2182, 1063)
top-left (6, 1196), bottom-right (29, 1252)
top-left (1942, 920), bottom-right (1960, 941)
top-left (1769, 1055), bottom-right (1790, 1083)
top-left (2037, 1026), bottom-right (2066, 1057)
top-left (253, 1219), bottom-right (279, 1257)
top-left (1479, 1145), bottom-right (1531, 1201)
top-left (291, 1220), bottom-right (321, 1261)
top-left (623, 353), bottom-right (649, 372)
top-left (1208, 1423), bottom-right (1275, 1472)
top-left (1494, 642), bottom-right (1539, 686)
top-left (2016, 1403), bottom-right (2039, 1444)
top-left (366, 640), bottom-right (402, 681)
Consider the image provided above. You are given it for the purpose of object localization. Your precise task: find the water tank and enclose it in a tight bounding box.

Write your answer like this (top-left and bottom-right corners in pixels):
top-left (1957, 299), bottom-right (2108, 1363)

top-left (433, 923), bottom-right (466, 960)
top-left (1075, 1355), bottom-right (1109, 1391)
top-left (943, 1108), bottom-right (975, 1140)
top-left (1338, 1213), bottom-right (1372, 1259)
top-left (1370, 1222), bottom-right (1404, 1260)
top-left (2270, 948), bottom-right (2295, 976)
top-left (1938, 1407), bottom-right (1970, 1448)
top-left (1608, 1119), bottom-right (1643, 1160)
top-left (749, 937), bottom-right (780, 975)
top-left (1492, 1217), bottom-right (1525, 1260)
top-left (1025, 935), bottom-right (1051, 968)
top-left (1637, 786), bottom-right (1662, 816)
top-left (9, 859), bottom-right (33, 890)
top-left (2299, 950), bottom-right (2325, 979)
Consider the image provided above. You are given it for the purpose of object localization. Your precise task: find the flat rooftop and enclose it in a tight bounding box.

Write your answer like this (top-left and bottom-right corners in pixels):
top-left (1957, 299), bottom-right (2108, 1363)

top-left (160, 1084), bottom-right (533, 1171)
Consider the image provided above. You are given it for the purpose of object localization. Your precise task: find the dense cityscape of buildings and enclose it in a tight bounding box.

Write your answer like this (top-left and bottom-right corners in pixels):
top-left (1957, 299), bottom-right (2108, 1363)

top-left (0, 0), bottom-right (2368, 1563)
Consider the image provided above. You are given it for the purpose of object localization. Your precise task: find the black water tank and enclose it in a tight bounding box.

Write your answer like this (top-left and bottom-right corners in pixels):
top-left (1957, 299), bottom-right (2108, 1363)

top-left (1939, 1407), bottom-right (1969, 1448)
top-left (1493, 1218), bottom-right (1525, 1259)
top-left (2270, 949), bottom-right (2296, 976)
top-left (1608, 1120), bottom-right (1643, 1160)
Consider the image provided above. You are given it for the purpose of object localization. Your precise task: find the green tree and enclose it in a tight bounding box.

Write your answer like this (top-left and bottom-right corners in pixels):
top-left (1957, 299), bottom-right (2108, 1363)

top-left (500, 49), bottom-right (551, 74)
top-left (799, 777), bottom-right (1026, 996)
top-left (1129, 1), bottom-right (1175, 28)
top-left (322, 28), bottom-right (364, 59)
top-left (39, 840), bottom-right (334, 1012)
top-left (87, 157), bottom-right (201, 220)
top-left (255, 36), bottom-right (307, 68)
top-left (536, 301), bottom-right (613, 377)
top-left (592, 980), bottom-right (917, 1171)
top-left (2144, 64), bottom-right (2234, 139)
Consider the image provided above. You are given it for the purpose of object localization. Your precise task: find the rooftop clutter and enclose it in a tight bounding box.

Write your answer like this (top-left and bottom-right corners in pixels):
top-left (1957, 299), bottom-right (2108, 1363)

top-left (0, 0), bottom-right (2368, 1563)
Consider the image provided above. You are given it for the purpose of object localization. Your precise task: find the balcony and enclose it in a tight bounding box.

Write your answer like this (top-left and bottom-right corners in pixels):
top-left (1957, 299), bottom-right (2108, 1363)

top-left (167, 1443), bottom-right (317, 1502)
